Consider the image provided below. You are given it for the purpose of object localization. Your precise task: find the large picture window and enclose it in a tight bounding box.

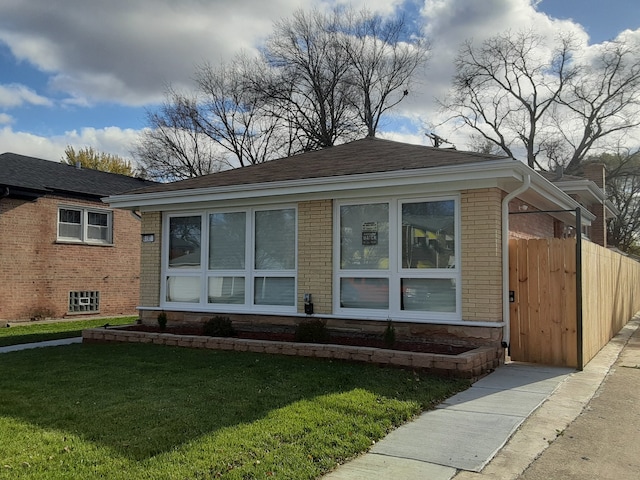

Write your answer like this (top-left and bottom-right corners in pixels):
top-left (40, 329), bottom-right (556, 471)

top-left (335, 197), bottom-right (460, 321)
top-left (58, 206), bottom-right (113, 244)
top-left (163, 207), bottom-right (296, 311)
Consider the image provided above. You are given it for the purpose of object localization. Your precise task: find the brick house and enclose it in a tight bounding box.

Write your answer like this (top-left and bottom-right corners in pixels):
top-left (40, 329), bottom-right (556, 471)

top-left (105, 138), bottom-right (612, 353)
top-left (0, 152), bottom-right (155, 322)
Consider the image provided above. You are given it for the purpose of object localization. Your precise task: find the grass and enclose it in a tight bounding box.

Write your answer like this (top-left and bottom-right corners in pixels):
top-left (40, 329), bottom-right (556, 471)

top-left (0, 343), bottom-right (468, 479)
top-left (0, 316), bottom-right (136, 347)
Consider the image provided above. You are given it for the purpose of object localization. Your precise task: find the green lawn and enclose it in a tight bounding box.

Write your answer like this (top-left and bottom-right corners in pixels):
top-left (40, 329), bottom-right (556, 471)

top-left (0, 343), bottom-right (468, 479)
top-left (0, 316), bottom-right (136, 347)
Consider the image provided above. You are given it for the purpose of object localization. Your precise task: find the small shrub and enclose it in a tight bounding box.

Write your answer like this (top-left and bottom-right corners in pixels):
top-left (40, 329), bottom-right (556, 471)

top-left (157, 311), bottom-right (168, 330)
top-left (383, 320), bottom-right (396, 348)
top-left (295, 319), bottom-right (330, 343)
top-left (203, 316), bottom-right (236, 337)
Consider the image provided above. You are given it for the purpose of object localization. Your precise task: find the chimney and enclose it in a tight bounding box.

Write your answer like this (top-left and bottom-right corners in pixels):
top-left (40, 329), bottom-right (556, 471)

top-left (583, 163), bottom-right (607, 247)
top-left (75, 161), bottom-right (81, 169)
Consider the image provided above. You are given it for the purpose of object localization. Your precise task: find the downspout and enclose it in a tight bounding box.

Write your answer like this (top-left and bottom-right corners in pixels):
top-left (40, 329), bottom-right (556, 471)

top-left (501, 174), bottom-right (531, 355)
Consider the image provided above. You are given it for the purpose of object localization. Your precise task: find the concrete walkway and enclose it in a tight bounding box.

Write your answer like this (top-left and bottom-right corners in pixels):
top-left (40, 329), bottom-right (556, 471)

top-left (0, 337), bottom-right (81, 353)
top-left (325, 316), bottom-right (640, 480)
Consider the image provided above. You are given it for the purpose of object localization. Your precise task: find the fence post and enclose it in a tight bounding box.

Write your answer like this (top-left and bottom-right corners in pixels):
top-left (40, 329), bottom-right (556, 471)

top-left (576, 207), bottom-right (583, 371)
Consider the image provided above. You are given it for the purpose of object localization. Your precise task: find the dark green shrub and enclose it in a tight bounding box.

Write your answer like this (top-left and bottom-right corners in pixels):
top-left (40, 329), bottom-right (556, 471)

top-left (203, 316), bottom-right (236, 337)
top-left (295, 319), bottom-right (330, 343)
top-left (157, 311), bottom-right (168, 330)
top-left (383, 319), bottom-right (396, 348)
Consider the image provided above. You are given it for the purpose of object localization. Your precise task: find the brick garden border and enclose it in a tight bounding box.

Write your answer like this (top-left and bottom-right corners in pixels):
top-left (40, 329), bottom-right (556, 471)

top-left (83, 327), bottom-right (502, 379)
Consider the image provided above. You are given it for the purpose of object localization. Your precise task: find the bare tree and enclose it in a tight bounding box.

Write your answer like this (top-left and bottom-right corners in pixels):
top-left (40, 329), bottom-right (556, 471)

top-left (441, 30), bottom-right (576, 169)
top-left (261, 8), bottom-right (360, 150)
top-left (135, 6), bottom-right (429, 177)
top-left (559, 41), bottom-right (640, 173)
top-left (134, 88), bottom-right (225, 182)
top-left (340, 9), bottom-right (429, 137)
top-left (599, 149), bottom-right (640, 254)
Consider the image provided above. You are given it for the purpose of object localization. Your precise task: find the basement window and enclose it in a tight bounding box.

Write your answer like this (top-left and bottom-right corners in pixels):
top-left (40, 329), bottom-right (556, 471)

top-left (68, 291), bottom-right (100, 313)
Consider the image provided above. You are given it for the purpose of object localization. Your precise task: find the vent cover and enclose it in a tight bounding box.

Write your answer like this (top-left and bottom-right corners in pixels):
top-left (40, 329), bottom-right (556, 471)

top-left (69, 291), bottom-right (100, 313)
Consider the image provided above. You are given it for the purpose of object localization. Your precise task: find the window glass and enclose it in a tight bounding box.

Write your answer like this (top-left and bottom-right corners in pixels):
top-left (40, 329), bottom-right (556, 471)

top-left (58, 208), bottom-right (82, 239)
top-left (340, 204), bottom-right (389, 270)
top-left (166, 276), bottom-right (201, 303)
top-left (87, 211), bottom-right (110, 242)
top-left (401, 278), bottom-right (456, 312)
top-left (401, 200), bottom-right (455, 269)
top-left (255, 209), bottom-right (295, 270)
top-left (208, 276), bottom-right (245, 304)
top-left (340, 277), bottom-right (389, 309)
top-left (169, 216), bottom-right (202, 268)
top-left (209, 212), bottom-right (246, 269)
top-left (254, 277), bottom-right (295, 306)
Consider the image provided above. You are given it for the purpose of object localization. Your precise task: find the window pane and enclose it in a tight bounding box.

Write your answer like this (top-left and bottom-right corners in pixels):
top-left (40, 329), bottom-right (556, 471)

top-left (87, 212), bottom-right (110, 242)
top-left (401, 278), bottom-right (456, 312)
top-left (58, 208), bottom-right (82, 240)
top-left (166, 276), bottom-right (200, 303)
top-left (402, 200), bottom-right (455, 269)
top-left (340, 278), bottom-right (389, 309)
top-left (208, 276), bottom-right (245, 304)
top-left (169, 216), bottom-right (202, 268)
top-left (340, 204), bottom-right (389, 270)
top-left (88, 212), bottom-right (108, 227)
top-left (254, 277), bottom-right (295, 306)
top-left (209, 212), bottom-right (246, 269)
top-left (255, 209), bottom-right (295, 270)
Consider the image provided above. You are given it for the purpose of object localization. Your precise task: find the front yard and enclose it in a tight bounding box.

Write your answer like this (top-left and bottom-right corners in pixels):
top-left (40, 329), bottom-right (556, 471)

top-left (0, 342), bottom-right (467, 479)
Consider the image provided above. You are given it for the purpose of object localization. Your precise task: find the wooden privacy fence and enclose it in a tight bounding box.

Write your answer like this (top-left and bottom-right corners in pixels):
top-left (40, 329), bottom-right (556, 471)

top-left (508, 238), bottom-right (640, 368)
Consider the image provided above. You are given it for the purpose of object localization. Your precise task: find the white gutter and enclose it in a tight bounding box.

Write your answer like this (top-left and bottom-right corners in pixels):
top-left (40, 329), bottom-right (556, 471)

top-left (501, 173), bottom-right (531, 355)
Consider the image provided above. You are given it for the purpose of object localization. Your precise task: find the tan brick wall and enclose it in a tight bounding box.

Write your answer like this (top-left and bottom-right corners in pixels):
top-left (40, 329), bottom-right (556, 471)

top-left (140, 212), bottom-right (162, 307)
top-left (461, 188), bottom-right (503, 322)
top-left (297, 199), bottom-right (333, 314)
top-left (0, 195), bottom-right (142, 320)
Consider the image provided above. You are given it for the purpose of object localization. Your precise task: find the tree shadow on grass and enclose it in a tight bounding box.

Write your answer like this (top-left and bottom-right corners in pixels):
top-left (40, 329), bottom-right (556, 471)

top-left (0, 343), bottom-right (466, 461)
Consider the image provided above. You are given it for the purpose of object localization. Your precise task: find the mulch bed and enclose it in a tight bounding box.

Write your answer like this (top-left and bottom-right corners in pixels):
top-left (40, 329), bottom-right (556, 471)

top-left (116, 324), bottom-right (473, 356)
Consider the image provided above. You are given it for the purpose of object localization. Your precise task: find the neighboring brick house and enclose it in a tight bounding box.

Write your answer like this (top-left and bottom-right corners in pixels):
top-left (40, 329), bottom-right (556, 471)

top-left (0, 152), bottom-right (155, 322)
top-left (105, 138), bottom-right (611, 352)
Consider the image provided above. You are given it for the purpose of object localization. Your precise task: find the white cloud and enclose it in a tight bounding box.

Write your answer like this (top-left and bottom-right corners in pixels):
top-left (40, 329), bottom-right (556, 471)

top-left (0, 83), bottom-right (53, 108)
top-left (0, 113), bottom-right (13, 124)
top-left (0, 125), bottom-right (142, 162)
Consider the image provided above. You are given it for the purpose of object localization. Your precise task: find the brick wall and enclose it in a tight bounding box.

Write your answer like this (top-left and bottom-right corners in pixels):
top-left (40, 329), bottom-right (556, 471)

top-left (0, 195), bottom-right (142, 321)
top-left (140, 212), bottom-right (162, 307)
top-left (461, 188), bottom-right (503, 322)
top-left (508, 198), bottom-right (559, 239)
top-left (297, 199), bottom-right (333, 314)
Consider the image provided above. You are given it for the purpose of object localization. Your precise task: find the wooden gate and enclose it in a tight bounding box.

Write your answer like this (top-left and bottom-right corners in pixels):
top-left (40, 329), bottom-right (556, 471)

top-left (508, 238), bottom-right (578, 367)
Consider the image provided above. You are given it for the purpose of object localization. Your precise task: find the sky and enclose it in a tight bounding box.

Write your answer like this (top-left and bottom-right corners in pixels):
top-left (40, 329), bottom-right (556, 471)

top-left (0, 0), bottom-right (639, 164)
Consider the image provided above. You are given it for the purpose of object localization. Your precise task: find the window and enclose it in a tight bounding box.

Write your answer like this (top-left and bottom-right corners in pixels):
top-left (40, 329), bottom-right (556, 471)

top-left (335, 197), bottom-right (460, 321)
top-left (68, 291), bottom-right (100, 313)
top-left (58, 207), bottom-right (113, 244)
top-left (163, 207), bottom-right (296, 311)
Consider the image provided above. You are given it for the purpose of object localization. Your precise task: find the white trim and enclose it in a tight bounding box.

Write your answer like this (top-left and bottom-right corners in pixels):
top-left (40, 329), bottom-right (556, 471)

top-left (333, 194), bottom-right (461, 322)
top-left (161, 205), bottom-right (298, 313)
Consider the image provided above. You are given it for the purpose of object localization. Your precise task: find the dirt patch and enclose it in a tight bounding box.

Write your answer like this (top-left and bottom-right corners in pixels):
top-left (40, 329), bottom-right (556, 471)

top-left (117, 324), bottom-right (473, 356)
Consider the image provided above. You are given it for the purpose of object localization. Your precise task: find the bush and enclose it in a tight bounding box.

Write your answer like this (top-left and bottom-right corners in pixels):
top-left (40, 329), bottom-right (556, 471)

top-left (383, 320), bottom-right (396, 348)
top-left (295, 319), bottom-right (330, 343)
top-left (203, 316), bottom-right (236, 337)
top-left (157, 311), bottom-right (168, 330)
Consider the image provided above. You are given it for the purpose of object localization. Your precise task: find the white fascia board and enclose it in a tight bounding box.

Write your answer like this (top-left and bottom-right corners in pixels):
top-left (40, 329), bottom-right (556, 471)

top-left (106, 158), bottom-right (590, 223)
top-left (105, 159), bottom-right (523, 210)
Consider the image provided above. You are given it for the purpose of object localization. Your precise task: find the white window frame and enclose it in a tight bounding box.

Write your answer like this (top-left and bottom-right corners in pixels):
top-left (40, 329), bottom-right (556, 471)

top-left (57, 205), bottom-right (113, 245)
top-left (333, 195), bottom-right (461, 322)
top-left (161, 205), bottom-right (297, 313)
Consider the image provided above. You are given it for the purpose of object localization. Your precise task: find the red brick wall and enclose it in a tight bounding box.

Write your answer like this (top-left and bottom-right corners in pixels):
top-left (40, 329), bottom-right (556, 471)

top-left (508, 198), bottom-right (560, 239)
top-left (0, 195), bottom-right (141, 321)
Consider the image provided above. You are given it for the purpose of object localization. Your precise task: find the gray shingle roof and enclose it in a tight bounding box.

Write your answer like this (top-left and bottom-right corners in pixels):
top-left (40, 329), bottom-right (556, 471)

top-left (0, 152), bottom-right (155, 198)
top-left (131, 137), bottom-right (512, 195)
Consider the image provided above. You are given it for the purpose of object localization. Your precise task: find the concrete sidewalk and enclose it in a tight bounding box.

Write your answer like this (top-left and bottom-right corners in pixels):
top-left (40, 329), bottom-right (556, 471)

top-left (325, 316), bottom-right (640, 480)
top-left (0, 337), bottom-right (82, 353)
